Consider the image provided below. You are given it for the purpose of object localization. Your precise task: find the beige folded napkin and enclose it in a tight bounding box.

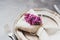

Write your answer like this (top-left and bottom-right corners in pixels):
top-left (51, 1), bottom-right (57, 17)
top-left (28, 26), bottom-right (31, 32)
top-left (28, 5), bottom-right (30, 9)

top-left (15, 9), bottom-right (42, 33)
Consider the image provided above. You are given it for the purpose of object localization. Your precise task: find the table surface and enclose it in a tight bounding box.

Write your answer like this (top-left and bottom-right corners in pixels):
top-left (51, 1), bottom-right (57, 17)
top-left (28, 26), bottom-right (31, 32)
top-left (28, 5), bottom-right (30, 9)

top-left (0, 0), bottom-right (60, 40)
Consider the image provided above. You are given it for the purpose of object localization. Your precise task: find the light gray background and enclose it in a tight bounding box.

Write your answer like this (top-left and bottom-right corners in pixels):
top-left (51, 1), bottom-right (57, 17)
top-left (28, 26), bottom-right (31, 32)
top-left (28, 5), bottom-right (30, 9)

top-left (0, 0), bottom-right (60, 40)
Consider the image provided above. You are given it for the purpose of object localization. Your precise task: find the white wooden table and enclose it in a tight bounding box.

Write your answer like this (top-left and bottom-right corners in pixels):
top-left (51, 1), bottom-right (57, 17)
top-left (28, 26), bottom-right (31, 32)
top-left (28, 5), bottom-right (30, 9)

top-left (0, 0), bottom-right (60, 40)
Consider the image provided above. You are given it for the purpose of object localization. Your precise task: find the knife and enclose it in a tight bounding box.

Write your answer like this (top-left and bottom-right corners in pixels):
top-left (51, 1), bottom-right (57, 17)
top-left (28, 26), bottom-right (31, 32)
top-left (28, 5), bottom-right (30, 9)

top-left (53, 4), bottom-right (60, 14)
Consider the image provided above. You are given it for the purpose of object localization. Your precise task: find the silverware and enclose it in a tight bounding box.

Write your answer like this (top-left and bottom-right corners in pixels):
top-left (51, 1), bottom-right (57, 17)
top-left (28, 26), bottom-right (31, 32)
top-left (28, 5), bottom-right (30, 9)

top-left (53, 5), bottom-right (60, 14)
top-left (8, 33), bottom-right (18, 40)
top-left (4, 24), bottom-right (18, 40)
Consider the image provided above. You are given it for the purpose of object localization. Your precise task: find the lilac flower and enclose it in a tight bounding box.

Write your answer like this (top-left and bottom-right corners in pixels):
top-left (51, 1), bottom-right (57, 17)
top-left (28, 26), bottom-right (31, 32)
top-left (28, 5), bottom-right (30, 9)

top-left (24, 13), bottom-right (42, 25)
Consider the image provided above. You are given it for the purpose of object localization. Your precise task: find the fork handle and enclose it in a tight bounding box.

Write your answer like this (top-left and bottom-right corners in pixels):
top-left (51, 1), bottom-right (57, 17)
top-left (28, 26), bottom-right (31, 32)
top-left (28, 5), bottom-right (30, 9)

top-left (8, 33), bottom-right (18, 40)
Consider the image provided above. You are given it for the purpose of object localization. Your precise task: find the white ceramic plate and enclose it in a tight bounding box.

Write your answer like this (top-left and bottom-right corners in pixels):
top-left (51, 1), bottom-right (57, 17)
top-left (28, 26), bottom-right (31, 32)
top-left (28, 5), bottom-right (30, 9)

top-left (14, 8), bottom-right (60, 40)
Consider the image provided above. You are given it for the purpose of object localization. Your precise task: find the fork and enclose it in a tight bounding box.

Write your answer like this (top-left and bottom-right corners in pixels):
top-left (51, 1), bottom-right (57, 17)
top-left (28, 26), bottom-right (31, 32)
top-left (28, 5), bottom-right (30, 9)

top-left (4, 24), bottom-right (18, 40)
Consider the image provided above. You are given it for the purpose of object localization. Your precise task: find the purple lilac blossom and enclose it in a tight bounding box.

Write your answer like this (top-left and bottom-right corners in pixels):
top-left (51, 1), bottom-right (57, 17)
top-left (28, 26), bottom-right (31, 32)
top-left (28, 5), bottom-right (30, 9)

top-left (24, 13), bottom-right (42, 25)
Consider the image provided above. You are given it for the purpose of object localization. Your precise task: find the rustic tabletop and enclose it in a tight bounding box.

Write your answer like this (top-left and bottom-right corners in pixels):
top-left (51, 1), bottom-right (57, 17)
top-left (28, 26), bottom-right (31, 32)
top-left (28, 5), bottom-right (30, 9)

top-left (0, 0), bottom-right (60, 40)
